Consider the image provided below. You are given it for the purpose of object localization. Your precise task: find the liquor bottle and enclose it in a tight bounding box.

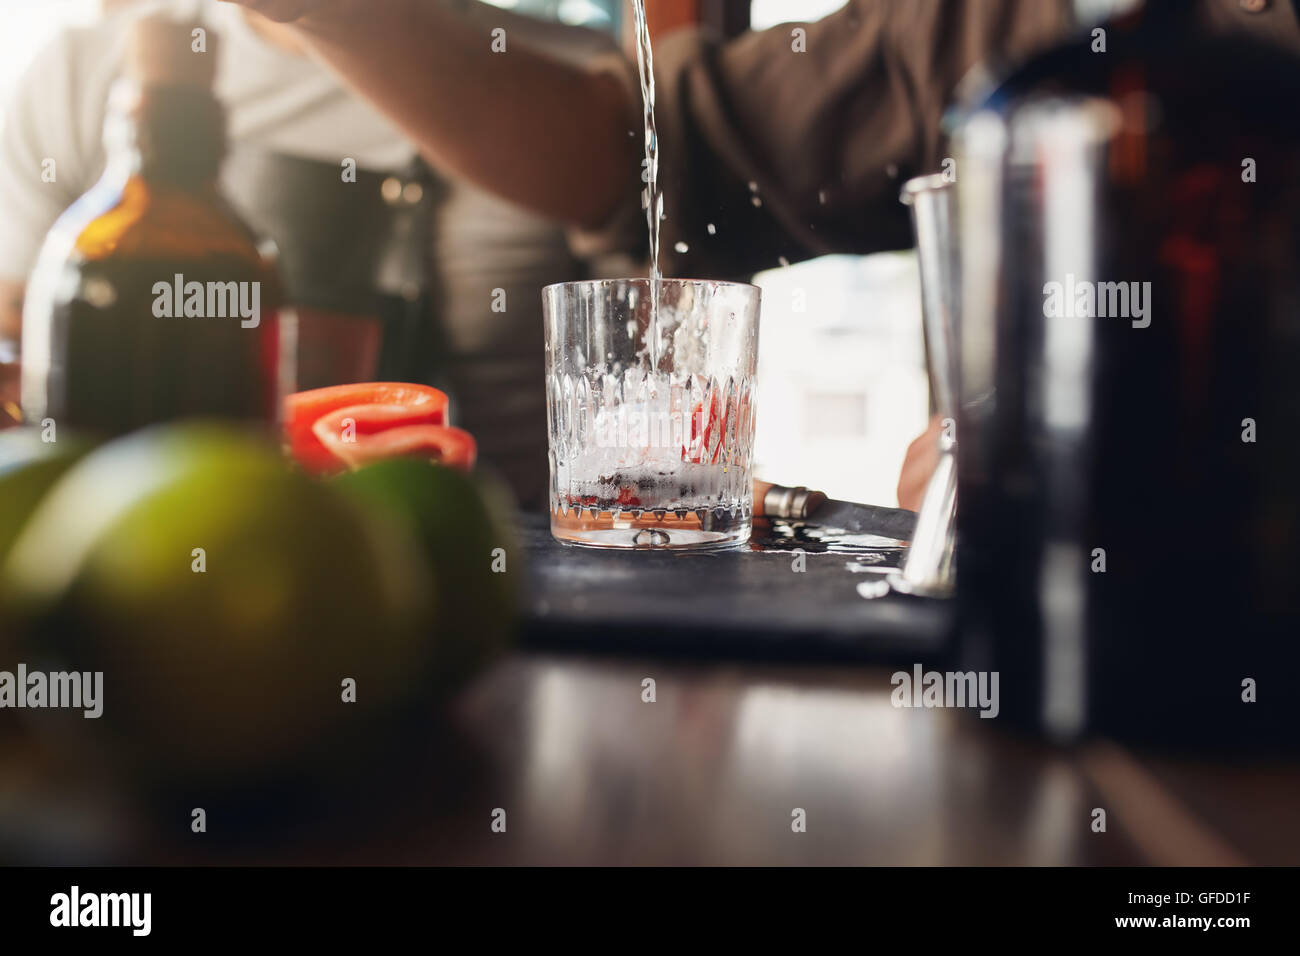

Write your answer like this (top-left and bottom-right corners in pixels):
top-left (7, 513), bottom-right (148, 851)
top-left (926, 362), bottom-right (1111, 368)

top-left (21, 16), bottom-right (292, 435)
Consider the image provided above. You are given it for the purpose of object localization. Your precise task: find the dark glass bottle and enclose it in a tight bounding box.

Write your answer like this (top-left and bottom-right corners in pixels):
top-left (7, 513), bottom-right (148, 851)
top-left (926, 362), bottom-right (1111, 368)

top-left (21, 16), bottom-right (291, 436)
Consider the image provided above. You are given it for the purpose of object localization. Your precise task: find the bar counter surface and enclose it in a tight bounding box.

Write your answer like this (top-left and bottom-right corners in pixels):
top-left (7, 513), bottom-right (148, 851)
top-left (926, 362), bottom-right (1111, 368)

top-left (135, 654), bottom-right (1295, 866)
top-left (1, 516), bottom-right (1296, 866)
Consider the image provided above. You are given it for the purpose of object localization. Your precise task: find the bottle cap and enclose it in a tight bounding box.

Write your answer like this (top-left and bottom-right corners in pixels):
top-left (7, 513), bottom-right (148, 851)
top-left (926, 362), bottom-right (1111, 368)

top-left (126, 16), bottom-right (218, 88)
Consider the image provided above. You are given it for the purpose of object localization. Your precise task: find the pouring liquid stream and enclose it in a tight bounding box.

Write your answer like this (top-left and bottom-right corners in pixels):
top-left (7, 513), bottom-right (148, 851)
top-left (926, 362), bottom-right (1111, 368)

top-left (631, 0), bottom-right (662, 370)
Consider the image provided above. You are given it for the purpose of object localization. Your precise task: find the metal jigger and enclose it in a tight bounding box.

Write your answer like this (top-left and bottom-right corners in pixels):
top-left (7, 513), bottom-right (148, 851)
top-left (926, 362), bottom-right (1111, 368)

top-left (890, 174), bottom-right (959, 598)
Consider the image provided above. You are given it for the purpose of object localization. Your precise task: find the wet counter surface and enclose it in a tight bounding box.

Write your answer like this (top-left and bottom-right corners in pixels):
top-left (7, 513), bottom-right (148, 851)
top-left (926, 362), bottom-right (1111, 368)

top-left (518, 512), bottom-right (948, 661)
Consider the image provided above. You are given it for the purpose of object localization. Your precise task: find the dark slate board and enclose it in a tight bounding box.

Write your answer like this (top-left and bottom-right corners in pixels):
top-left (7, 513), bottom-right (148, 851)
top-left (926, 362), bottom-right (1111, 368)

top-left (517, 513), bottom-right (953, 661)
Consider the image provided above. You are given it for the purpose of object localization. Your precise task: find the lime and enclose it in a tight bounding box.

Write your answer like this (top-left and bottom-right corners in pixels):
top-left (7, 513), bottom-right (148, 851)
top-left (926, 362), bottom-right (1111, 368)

top-left (0, 428), bottom-right (91, 565)
top-left (334, 459), bottom-right (518, 690)
top-left (2, 423), bottom-right (435, 796)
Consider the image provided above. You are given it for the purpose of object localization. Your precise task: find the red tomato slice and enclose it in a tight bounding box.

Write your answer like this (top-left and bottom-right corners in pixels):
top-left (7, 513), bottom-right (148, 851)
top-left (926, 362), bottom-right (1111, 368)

top-left (314, 422), bottom-right (477, 472)
top-left (312, 402), bottom-right (445, 445)
top-left (284, 382), bottom-right (447, 474)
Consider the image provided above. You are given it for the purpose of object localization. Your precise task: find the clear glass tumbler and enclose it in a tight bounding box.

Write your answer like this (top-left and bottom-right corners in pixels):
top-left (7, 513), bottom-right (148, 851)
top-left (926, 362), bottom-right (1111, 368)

top-left (543, 278), bottom-right (760, 549)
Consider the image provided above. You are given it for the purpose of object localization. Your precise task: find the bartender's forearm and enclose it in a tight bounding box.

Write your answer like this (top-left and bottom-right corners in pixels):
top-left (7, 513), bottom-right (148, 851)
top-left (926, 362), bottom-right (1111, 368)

top-left (247, 0), bottom-right (637, 228)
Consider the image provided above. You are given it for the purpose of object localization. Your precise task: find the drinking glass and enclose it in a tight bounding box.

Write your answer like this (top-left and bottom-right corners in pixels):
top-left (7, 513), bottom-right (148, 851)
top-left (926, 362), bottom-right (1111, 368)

top-left (543, 278), bottom-right (760, 549)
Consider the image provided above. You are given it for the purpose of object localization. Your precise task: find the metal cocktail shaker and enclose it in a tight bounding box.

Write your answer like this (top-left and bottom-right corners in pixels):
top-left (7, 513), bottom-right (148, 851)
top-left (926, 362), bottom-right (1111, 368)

top-left (950, 15), bottom-right (1300, 748)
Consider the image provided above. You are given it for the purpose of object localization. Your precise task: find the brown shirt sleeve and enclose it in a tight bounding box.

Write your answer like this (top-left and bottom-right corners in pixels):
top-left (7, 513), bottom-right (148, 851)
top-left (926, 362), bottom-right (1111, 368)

top-left (573, 0), bottom-right (1075, 280)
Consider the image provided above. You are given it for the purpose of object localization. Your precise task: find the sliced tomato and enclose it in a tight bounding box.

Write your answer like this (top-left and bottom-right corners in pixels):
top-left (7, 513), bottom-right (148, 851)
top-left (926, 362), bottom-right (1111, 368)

top-left (314, 422), bottom-right (476, 472)
top-left (284, 382), bottom-right (447, 474)
top-left (312, 402), bottom-right (446, 445)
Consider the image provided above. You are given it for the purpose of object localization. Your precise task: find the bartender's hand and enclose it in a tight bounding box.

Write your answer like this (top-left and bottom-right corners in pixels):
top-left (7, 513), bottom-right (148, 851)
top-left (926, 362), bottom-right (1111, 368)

top-left (897, 414), bottom-right (944, 512)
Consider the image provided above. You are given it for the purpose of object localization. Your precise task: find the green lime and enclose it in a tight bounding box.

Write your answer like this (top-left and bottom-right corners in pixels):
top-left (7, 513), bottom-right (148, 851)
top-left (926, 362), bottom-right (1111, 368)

top-left (0, 428), bottom-right (92, 564)
top-left (2, 423), bottom-right (435, 796)
top-left (334, 459), bottom-right (518, 690)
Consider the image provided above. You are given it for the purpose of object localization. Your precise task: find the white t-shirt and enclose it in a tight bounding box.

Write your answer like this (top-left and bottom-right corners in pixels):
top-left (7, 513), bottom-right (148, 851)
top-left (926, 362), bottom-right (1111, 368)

top-left (0, 0), bottom-right (600, 504)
